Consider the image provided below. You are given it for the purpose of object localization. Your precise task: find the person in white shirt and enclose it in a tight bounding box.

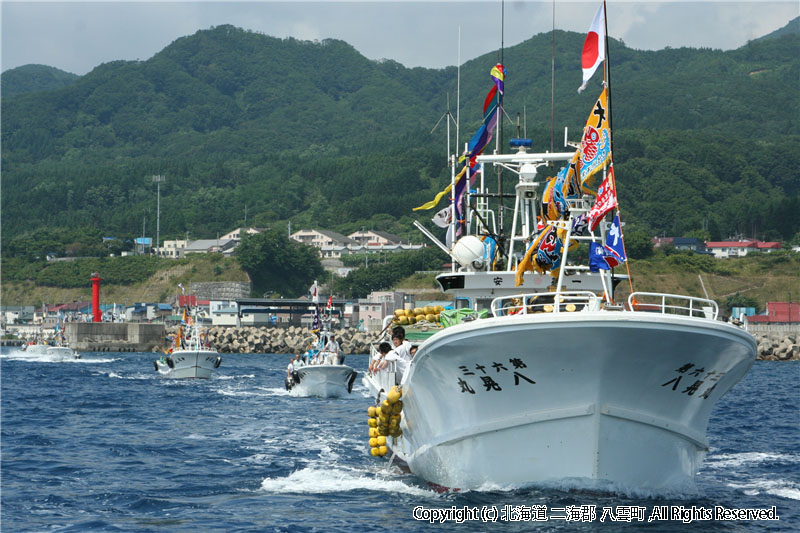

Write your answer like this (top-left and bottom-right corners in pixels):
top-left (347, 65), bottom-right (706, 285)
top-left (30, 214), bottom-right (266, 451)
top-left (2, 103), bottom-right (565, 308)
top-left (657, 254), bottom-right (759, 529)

top-left (323, 334), bottom-right (340, 365)
top-left (293, 353), bottom-right (305, 368)
top-left (370, 342), bottom-right (392, 374)
top-left (378, 329), bottom-right (412, 382)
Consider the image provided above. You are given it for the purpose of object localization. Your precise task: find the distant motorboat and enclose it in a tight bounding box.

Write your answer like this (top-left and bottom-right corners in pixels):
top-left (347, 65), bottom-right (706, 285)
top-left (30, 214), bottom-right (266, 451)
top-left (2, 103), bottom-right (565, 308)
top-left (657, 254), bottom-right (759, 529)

top-left (154, 305), bottom-right (221, 379)
top-left (22, 342), bottom-right (80, 360)
top-left (286, 310), bottom-right (357, 398)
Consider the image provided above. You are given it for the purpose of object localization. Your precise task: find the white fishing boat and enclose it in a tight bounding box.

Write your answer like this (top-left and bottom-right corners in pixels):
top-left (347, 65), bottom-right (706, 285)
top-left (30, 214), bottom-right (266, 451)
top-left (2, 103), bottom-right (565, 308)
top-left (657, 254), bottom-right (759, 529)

top-left (286, 306), bottom-right (358, 398)
top-left (21, 325), bottom-right (79, 360)
top-left (365, 7), bottom-right (756, 493)
top-left (154, 317), bottom-right (221, 379)
top-left (21, 342), bottom-right (79, 360)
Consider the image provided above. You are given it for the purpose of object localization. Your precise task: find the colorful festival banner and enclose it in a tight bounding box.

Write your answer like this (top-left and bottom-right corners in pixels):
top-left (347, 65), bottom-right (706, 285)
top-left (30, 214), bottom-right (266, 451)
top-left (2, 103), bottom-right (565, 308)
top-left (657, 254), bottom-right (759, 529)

top-left (515, 225), bottom-right (567, 286)
top-left (585, 163), bottom-right (618, 231)
top-left (580, 88), bottom-right (612, 195)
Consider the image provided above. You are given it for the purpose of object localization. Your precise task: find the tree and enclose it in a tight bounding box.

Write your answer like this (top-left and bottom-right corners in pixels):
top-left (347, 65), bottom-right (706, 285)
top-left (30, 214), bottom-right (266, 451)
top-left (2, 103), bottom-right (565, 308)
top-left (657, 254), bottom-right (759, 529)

top-left (235, 230), bottom-right (324, 297)
top-left (624, 230), bottom-right (654, 259)
top-left (723, 293), bottom-right (759, 315)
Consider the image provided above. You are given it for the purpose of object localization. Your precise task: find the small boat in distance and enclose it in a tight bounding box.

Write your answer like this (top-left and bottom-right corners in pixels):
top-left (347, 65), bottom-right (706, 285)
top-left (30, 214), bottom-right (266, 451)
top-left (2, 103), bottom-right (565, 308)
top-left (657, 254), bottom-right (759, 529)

top-left (22, 324), bottom-right (79, 360)
top-left (285, 301), bottom-right (357, 398)
top-left (22, 341), bottom-right (79, 361)
top-left (154, 309), bottom-right (221, 379)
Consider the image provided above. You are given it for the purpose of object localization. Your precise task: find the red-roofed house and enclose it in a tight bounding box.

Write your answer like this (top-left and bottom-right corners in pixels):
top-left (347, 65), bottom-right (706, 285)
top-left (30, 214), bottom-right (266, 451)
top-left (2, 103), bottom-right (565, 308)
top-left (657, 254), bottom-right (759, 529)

top-left (705, 240), bottom-right (782, 258)
top-left (745, 302), bottom-right (800, 325)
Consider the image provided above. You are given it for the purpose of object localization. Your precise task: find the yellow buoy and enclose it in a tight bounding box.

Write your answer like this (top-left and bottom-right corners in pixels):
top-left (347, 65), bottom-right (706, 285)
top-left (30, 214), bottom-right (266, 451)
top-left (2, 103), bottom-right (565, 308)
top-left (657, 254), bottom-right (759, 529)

top-left (367, 406), bottom-right (377, 417)
top-left (425, 313), bottom-right (436, 322)
top-left (391, 401), bottom-right (403, 414)
top-left (378, 445), bottom-right (388, 456)
top-left (398, 316), bottom-right (409, 325)
top-left (389, 415), bottom-right (401, 426)
top-left (369, 427), bottom-right (378, 438)
top-left (394, 309), bottom-right (405, 318)
top-left (435, 305), bottom-right (444, 313)
top-left (376, 436), bottom-right (387, 446)
top-left (369, 437), bottom-right (378, 447)
top-left (565, 303), bottom-right (577, 312)
top-left (378, 426), bottom-right (388, 436)
top-left (387, 386), bottom-right (402, 403)
top-left (413, 307), bottom-right (424, 316)
top-left (370, 447), bottom-right (380, 456)
top-left (368, 418), bottom-right (377, 427)
top-left (408, 316), bottom-right (417, 324)
top-left (389, 427), bottom-right (402, 437)
top-left (380, 400), bottom-right (392, 414)
top-left (424, 305), bottom-right (434, 314)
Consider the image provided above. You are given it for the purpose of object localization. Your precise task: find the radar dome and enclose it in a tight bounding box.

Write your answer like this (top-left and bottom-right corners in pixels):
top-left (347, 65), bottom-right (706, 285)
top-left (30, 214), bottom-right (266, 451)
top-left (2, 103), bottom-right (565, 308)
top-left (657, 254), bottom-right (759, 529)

top-left (451, 236), bottom-right (487, 270)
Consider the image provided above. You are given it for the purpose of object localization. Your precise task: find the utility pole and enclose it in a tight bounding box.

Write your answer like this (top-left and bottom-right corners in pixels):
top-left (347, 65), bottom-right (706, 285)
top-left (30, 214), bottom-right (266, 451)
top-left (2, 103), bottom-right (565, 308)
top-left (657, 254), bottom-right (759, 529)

top-left (152, 175), bottom-right (166, 254)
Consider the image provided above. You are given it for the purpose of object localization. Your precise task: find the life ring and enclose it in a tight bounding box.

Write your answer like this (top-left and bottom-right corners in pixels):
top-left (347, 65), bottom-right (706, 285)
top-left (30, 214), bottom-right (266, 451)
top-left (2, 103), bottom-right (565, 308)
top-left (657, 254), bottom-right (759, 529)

top-left (214, 356), bottom-right (222, 369)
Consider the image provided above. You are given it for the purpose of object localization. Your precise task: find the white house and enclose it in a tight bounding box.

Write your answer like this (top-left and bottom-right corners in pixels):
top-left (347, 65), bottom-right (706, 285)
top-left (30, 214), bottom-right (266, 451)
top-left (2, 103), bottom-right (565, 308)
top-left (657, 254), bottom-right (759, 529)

top-left (291, 229), bottom-right (357, 249)
top-left (705, 240), bottom-right (782, 259)
top-left (157, 239), bottom-right (189, 258)
top-left (220, 227), bottom-right (265, 241)
top-left (348, 230), bottom-right (404, 246)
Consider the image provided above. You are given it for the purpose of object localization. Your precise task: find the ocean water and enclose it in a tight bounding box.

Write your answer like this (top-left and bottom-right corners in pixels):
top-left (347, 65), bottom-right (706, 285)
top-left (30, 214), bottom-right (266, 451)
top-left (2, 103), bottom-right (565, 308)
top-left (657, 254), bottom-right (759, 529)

top-left (1, 349), bottom-right (797, 532)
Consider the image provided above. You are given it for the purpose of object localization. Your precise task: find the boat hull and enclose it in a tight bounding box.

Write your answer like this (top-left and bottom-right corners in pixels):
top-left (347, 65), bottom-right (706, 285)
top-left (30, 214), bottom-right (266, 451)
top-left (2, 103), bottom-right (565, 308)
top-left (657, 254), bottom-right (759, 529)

top-left (288, 365), bottom-right (358, 398)
top-left (156, 350), bottom-right (220, 379)
top-left (392, 312), bottom-right (756, 492)
top-left (22, 345), bottom-right (78, 360)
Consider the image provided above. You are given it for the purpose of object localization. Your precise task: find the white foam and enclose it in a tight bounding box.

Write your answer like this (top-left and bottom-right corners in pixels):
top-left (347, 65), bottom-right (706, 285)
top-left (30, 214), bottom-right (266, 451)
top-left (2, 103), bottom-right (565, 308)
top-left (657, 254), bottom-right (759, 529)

top-left (727, 479), bottom-right (800, 501)
top-left (706, 452), bottom-right (800, 469)
top-left (216, 374), bottom-right (254, 380)
top-left (74, 357), bottom-right (121, 364)
top-left (259, 466), bottom-right (435, 496)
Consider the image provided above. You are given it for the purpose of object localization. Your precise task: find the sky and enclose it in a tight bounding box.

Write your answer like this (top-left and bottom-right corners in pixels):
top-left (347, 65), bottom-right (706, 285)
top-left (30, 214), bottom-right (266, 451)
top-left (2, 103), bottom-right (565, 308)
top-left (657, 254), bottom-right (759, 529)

top-left (1, 1), bottom-right (798, 75)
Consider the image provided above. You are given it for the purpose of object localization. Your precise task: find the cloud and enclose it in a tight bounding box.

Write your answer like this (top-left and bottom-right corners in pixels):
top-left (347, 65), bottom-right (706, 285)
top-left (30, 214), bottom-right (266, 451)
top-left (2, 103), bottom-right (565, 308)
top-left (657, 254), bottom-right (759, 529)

top-left (1, 1), bottom-right (797, 75)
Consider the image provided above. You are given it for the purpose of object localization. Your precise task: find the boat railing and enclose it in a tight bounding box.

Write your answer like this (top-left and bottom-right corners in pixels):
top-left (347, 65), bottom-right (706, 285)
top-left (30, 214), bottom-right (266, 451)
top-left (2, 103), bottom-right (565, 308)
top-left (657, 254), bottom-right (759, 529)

top-left (491, 291), bottom-right (601, 317)
top-left (628, 292), bottom-right (719, 320)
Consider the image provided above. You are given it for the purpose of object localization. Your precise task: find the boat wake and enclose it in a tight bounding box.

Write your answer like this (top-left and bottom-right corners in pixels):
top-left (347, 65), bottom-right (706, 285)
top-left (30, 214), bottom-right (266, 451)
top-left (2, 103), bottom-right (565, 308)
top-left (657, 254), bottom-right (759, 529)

top-left (259, 465), bottom-right (436, 497)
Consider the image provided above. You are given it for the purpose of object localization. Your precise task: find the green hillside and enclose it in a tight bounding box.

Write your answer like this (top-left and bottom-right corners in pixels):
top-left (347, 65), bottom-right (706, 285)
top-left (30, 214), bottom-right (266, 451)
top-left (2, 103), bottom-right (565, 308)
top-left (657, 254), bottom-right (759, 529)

top-left (2, 25), bottom-right (799, 260)
top-left (1, 64), bottom-right (79, 97)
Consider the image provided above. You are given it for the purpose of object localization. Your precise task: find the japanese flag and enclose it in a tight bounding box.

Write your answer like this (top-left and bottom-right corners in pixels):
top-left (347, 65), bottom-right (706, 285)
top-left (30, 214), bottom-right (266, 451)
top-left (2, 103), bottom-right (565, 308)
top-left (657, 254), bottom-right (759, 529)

top-left (309, 280), bottom-right (319, 304)
top-left (578, 3), bottom-right (606, 93)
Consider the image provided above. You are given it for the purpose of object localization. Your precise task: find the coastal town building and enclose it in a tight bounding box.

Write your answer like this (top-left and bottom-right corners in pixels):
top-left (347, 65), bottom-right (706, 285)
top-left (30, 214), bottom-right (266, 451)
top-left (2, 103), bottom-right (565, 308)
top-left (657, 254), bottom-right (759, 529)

top-left (704, 240), bottom-right (782, 259)
top-left (220, 227), bottom-right (265, 241)
top-left (348, 230), bottom-right (405, 246)
top-left (292, 228), bottom-right (424, 259)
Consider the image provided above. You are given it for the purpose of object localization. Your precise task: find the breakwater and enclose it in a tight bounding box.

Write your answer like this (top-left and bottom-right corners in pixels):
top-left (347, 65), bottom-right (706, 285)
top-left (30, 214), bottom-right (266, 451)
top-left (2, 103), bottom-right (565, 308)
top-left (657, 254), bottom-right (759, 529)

top-left (753, 332), bottom-right (799, 361)
top-left (172, 326), bottom-right (799, 361)
top-left (180, 326), bottom-right (376, 355)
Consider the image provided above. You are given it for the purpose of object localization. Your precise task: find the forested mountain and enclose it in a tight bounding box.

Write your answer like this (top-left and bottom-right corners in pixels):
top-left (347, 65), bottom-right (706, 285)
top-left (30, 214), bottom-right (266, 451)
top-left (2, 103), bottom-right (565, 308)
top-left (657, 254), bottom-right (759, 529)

top-left (2, 24), bottom-right (798, 260)
top-left (754, 16), bottom-right (799, 42)
top-left (1, 64), bottom-right (79, 97)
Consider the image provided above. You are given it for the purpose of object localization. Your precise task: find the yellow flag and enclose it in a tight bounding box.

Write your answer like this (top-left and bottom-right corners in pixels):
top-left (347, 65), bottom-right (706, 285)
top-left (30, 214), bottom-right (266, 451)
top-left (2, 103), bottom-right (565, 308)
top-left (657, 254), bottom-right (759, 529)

top-left (413, 166), bottom-right (467, 211)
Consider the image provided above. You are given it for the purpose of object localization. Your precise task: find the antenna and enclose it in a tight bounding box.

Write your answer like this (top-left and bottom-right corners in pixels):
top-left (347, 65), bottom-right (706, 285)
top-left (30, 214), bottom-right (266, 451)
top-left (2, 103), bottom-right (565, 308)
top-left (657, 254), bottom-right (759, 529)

top-left (152, 175), bottom-right (165, 254)
top-left (430, 94), bottom-right (456, 164)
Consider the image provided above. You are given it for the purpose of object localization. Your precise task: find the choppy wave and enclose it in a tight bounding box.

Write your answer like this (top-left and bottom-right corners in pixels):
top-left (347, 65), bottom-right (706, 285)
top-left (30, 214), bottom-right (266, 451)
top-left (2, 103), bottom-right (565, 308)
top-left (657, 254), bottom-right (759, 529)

top-left (260, 465), bottom-right (435, 497)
